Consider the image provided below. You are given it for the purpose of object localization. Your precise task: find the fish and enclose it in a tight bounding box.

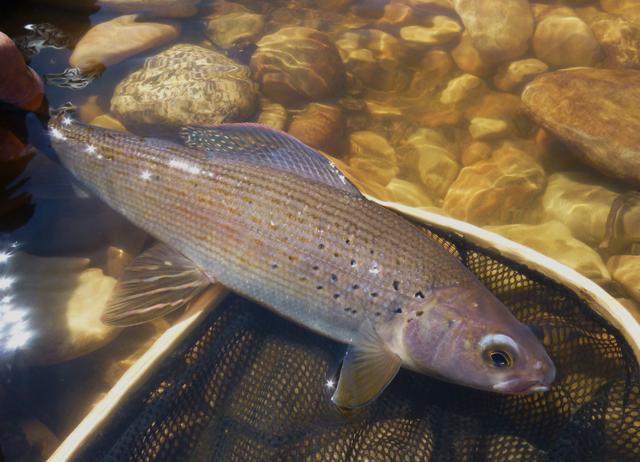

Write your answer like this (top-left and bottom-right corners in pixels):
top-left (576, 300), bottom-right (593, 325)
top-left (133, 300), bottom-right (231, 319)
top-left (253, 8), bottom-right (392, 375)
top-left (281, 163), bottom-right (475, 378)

top-left (47, 110), bottom-right (556, 408)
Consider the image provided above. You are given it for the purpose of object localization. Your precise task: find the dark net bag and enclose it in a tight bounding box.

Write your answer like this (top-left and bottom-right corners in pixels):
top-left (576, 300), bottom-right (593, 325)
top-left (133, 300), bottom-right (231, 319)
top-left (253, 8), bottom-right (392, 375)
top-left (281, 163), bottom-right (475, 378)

top-left (73, 225), bottom-right (640, 462)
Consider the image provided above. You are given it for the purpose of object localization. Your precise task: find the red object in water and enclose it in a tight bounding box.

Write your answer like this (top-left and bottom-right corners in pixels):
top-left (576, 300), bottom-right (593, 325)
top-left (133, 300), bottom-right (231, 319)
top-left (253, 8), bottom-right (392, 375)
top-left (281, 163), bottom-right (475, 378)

top-left (0, 31), bottom-right (44, 111)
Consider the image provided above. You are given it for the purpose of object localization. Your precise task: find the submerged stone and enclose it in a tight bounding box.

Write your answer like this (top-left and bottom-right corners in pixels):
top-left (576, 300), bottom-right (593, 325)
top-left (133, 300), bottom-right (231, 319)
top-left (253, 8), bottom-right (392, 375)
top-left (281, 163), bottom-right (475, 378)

top-left (440, 73), bottom-right (484, 104)
top-left (399, 16), bottom-right (462, 47)
top-left (493, 58), bottom-right (548, 92)
top-left (468, 117), bottom-right (509, 140)
top-left (98, 0), bottom-right (199, 17)
top-left (533, 16), bottom-right (601, 68)
top-left (70, 14), bottom-right (180, 72)
top-left (250, 27), bottom-right (345, 104)
top-left (348, 131), bottom-right (398, 187)
top-left (111, 44), bottom-right (257, 133)
top-left (607, 255), bottom-right (640, 304)
top-left (590, 17), bottom-right (640, 69)
top-left (206, 12), bottom-right (264, 49)
top-left (522, 68), bottom-right (640, 185)
top-left (288, 103), bottom-right (345, 155)
top-left (451, 32), bottom-right (494, 77)
top-left (385, 178), bottom-right (434, 207)
top-left (257, 99), bottom-right (288, 131)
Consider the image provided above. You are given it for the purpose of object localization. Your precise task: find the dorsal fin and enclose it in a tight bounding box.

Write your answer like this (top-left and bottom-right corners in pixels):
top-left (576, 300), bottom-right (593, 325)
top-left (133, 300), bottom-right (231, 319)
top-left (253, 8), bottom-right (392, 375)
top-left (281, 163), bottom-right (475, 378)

top-left (179, 123), bottom-right (361, 196)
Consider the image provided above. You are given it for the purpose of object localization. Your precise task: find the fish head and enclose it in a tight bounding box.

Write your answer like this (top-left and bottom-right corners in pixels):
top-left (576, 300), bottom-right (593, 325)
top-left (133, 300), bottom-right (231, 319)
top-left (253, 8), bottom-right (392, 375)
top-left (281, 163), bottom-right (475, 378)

top-left (400, 284), bottom-right (556, 394)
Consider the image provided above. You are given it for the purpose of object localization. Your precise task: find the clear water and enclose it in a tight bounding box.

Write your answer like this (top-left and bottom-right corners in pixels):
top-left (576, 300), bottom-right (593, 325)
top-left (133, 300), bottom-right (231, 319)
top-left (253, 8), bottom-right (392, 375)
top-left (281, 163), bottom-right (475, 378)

top-left (1, 1), bottom-right (639, 460)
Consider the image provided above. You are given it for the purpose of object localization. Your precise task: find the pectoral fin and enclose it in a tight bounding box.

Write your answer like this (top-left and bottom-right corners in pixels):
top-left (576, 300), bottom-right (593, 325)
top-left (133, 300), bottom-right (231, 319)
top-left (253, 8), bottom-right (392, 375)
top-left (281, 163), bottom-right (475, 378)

top-left (101, 243), bottom-right (212, 326)
top-left (332, 321), bottom-right (402, 409)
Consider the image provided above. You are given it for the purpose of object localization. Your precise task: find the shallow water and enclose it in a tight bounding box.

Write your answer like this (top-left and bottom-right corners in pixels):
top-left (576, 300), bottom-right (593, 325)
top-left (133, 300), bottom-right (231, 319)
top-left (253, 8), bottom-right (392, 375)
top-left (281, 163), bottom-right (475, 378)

top-left (1, 0), bottom-right (639, 460)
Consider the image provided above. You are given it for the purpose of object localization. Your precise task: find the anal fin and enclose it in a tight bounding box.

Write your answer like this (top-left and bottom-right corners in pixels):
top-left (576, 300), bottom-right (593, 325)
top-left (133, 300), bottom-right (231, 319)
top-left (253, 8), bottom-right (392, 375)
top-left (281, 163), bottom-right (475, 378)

top-left (101, 243), bottom-right (212, 326)
top-left (332, 320), bottom-right (402, 409)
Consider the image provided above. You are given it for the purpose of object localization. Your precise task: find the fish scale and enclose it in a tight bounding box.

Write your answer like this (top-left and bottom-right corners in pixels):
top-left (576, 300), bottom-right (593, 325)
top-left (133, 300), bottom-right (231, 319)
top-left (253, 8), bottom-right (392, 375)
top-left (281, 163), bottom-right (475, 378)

top-left (49, 116), bottom-right (474, 343)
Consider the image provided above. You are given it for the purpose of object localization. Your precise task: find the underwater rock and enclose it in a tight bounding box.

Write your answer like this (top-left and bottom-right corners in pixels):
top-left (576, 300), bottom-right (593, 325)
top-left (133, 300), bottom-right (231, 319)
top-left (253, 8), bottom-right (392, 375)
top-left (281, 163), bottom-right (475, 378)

top-left (531, 4), bottom-right (577, 21)
top-left (288, 103), bottom-right (345, 155)
top-left (70, 14), bottom-right (180, 72)
top-left (206, 11), bottom-right (264, 49)
top-left (90, 114), bottom-right (128, 132)
top-left (533, 16), bottom-right (601, 68)
top-left (408, 0), bottom-right (454, 12)
top-left (486, 221), bottom-right (611, 284)
top-left (469, 117), bottom-right (509, 141)
top-left (411, 130), bottom-right (460, 200)
top-left (385, 178), bottom-right (434, 207)
top-left (399, 16), bottom-right (462, 47)
top-left (443, 143), bottom-right (546, 226)
top-left (250, 27), bottom-right (345, 104)
top-left (600, 0), bottom-right (640, 26)
top-left (600, 192), bottom-right (640, 255)
top-left (257, 99), bottom-right (288, 131)
top-left (452, 0), bottom-right (533, 62)
top-left (463, 91), bottom-right (523, 122)
top-left (348, 131), bottom-right (398, 187)
top-left (542, 172), bottom-right (618, 247)
top-left (0, 32), bottom-right (43, 111)
top-left (590, 17), bottom-right (640, 69)
top-left (461, 141), bottom-right (491, 166)
top-left (493, 58), bottom-right (548, 92)
top-left (451, 32), bottom-right (494, 77)
top-left (607, 255), bottom-right (640, 303)
top-left (522, 68), bottom-right (640, 184)
top-left (111, 44), bottom-right (257, 133)
top-left (98, 0), bottom-right (199, 17)
top-left (78, 95), bottom-right (104, 123)
top-left (376, 1), bottom-right (414, 28)
top-left (440, 73), bottom-right (484, 104)
top-left (2, 251), bottom-right (124, 366)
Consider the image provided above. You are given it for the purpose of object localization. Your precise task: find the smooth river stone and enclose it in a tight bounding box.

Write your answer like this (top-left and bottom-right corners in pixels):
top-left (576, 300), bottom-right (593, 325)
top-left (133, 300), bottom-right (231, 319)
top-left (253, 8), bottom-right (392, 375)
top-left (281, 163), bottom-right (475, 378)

top-left (206, 12), bottom-right (264, 49)
top-left (452, 0), bottom-right (533, 62)
top-left (542, 172), bottom-right (618, 247)
top-left (439, 73), bottom-right (484, 104)
top-left (522, 68), bottom-right (640, 185)
top-left (98, 0), bottom-right (199, 17)
top-left (607, 255), bottom-right (640, 303)
top-left (348, 131), bottom-right (398, 187)
top-left (468, 117), bottom-right (509, 141)
top-left (111, 44), bottom-right (257, 133)
top-left (493, 58), bottom-right (548, 91)
top-left (385, 178), bottom-right (434, 208)
top-left (486, 221), bottom-right (611, 285)
top-left (600, 0), bottom-right (640, 26)
top-left (399, 16), bottom-right (462, 47)
top-left (443, 143), bottom-right (546, 226)
top-left (0, 32), bottom-right (43, 111)
top-left (590, 17), bottom-right (640, 69)
top-left (250, 27), bottom-right (346, 104)
top-left (257, 99), bottom-right (288, 131)
top-left (70, 15), bottom-right (180, 72)
top-left (451, 32), bottom-right (494, 77)
top-left (533, 16), bottom-right (601, 68)
top-left (288, 103), bottom-right (345, 155)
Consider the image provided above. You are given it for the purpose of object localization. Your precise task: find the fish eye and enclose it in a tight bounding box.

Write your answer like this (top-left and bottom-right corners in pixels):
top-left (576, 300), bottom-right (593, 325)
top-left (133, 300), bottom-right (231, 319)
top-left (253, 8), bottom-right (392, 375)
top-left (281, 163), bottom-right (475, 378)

top-left (485, 349), bottom-right (512, 368)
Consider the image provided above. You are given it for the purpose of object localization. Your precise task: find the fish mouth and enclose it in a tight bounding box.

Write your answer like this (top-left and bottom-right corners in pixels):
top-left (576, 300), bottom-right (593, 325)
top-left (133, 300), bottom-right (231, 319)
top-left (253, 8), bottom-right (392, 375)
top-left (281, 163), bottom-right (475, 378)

top-left (492, 379), bottom-right (550, 394)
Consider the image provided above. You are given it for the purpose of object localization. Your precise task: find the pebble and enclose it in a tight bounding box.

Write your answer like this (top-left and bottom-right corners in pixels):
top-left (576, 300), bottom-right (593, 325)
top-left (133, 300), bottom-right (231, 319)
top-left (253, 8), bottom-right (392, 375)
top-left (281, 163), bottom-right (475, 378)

top-left (522, 68), bottom-right (640, 184)
top-left (98, 0), bottom-right (199, 17)
top-left (257, 99), bottom-right (288, 131)
top-left (607, 255), bottom-right (640, 303)
top-left (493, 58), bottom-right (548, 92)
top-left (288, 103), bottom-right (345, 155)
top-left (461, 141), bottom-right (491, 166)
top-left (600, 0), bottom-right (640, 26)
top-left (206, 12), bottom-right (264, 49)
top-left (439, 73), bottom-right (484, 104)
top-left (90, 114), bottom-right (128, 131)
top-left (399, 16), bottom-right (462, 47)
top-left (0, 32), bottom-right (43, 111)
top-left (111, 44), bottom-right (257, 133)
top-left (69, 15), bottom-right (180, 72)
top-left (250, 27), bottom-right (345, 104)
top-left (590, 17), bottom-right (640, 69)
top-left (451, 32), bottom-right (494, 77)
top-left (469, 117), bottom-right (509, 140)
top-left (385, 178), bottom-right (434, 207)
top-left (533, 16), bottom-right (601, 68)
top-left (348, 131), bottom-right (398, 186)
top-left (452, 0), bottom-right (533, 62)
top-left (485, 221), bottom-right (611, 284)
top-left (443, 143), bottom-right (546, 225)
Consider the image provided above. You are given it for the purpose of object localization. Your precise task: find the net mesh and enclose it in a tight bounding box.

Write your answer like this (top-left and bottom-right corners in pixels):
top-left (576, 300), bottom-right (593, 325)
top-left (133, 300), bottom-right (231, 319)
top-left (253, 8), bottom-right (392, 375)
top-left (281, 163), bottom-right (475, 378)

top-left (75, 225), bottom-right (640, 462)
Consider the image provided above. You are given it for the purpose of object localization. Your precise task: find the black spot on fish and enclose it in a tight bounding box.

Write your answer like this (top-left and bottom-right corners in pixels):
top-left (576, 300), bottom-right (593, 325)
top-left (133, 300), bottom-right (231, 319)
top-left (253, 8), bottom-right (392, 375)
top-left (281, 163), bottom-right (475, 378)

top-left (271, 264), bottom-right (278, 269)
top-left (375, 312), bottom-right (381, 317)
top-left (448, 319), bottom-right (455, 328)
top-left (316, 285), bottom-right (323, 290)
top-left (416, 311), bottom-right (424, 317)
top-left (345, 239), bottom-right (351, 245)
top-left (318, 243), bottom-right (325, 250)
top-left (394, 308), bottom-right (403, 314)
top-left (344, 307), bottom-right (350, 312)
top-left (334, 252), bottom-right (340, 258)
top-left (350, 259), bottom-right (356, 267)
top-left (312, 265), bottom-right (319, 271)
top-left (352, 284), bottom-right (359, 290)
top-left (331, 274), bottom-right (337, 282)
top-left (370, 292), bottom-right (378, 298)
top-left (300, 276), bottom-right (307, 282)
top-left (415, 291), bottom-right (425, 299)
top-left (393, 280), bottom-right (400, 291)
top-left (370, 249), bottom-right (374, 255)
top-left (333, 293), bottom-right (340, 299)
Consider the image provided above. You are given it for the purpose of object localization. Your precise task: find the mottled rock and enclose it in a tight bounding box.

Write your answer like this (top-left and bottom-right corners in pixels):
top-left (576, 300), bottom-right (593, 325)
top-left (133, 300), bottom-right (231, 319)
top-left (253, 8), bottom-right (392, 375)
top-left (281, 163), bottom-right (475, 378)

top-left (452, 0), bottom-right (533, 62)
top-left (600, 192), bottom-right (640, 254)
top-left (440, 73), bottom-right (484, 104)
top-left (469, 117), bottom-right (509, 140)
top-left (486, 221), bottom-right (611, 284)
top-left (493, 58), bottom-right (548, 91)
top-left (542, 172), bottom-right (618, 247)
top-left (288, 103), bottom-right (345, 154)
top-left (251, 27), bottom-right (345, 104)
top-left (531, 4), bottom-right (576, 21)
top-left (607, 255), bottom-right (640, 303)
top-left (591, 17), bottom-right (640, 69)
top-left (443, 143), bottom-right (546, 225)
top-left (376, 2), bottom-right (414, 28)
top-left (0, 32), bottom-right (43, 111)
top-left (451, 32), bottom-right (493, 77)
top-left (111, 44), bottom-right (257, 133)
top-left (533, 16), bottom-right (601, 68)
top-left (90, 114), bottom-right (128, 131)
top-left (98, 0), bottom-right (199, 17)
top-left (257, 99), bottom-right (288, 131)
top-left (70, 15), bottom-right (180, 72)
top-left (461, 141), bottom-right (491, 166)
top-left (206, 12), bottom-right (264, 49)
top-left (385, 178), bottom-right (434, 207)
top-left (522, 68), bottom-right (640, 184)
top-left (349, 131), bottom-right (398, 186)
top-left (399, 16), bottom-right (462, 47)
top-left (600, 0), bottom-right (640, 26)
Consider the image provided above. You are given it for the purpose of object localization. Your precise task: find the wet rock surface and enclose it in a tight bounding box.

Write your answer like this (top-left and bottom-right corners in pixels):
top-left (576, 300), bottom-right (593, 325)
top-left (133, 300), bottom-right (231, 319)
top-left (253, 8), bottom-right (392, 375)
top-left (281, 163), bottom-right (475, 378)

top-left (522, 68), bottom-right (640, 185)
top-left (590, 16), bottom-right (640, 69)
top-left (533, 16), bottom-right (601, 68)
top-left (111, 44), bottom-right (258, 132)
top-left (206, 11), bottom-right (264, 49)
top-left (98, 0), bottom-right (199, 17)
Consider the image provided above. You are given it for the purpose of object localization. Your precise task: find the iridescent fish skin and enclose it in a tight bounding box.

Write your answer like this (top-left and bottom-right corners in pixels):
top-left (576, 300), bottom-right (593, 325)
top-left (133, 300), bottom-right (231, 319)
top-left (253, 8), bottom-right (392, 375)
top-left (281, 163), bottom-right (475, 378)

top-left (48, 114), bottom-right (555, 400)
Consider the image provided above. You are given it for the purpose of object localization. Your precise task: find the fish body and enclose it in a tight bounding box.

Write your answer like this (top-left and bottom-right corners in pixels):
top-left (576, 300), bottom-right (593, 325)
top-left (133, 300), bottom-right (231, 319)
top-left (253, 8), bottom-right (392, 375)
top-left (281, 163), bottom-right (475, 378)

top-left (48, 113), bottom-right (555, 407)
